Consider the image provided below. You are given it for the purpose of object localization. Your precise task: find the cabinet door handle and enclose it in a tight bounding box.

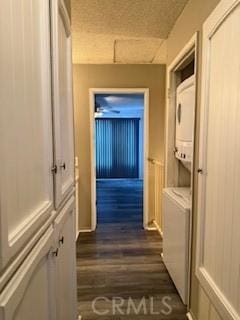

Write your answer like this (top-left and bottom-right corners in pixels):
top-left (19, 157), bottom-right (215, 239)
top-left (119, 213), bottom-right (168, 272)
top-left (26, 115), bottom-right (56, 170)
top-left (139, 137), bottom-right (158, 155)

top-left (60, 162), bottom-right (66, 170)
top-left (52, 248), bottom-right (59, 257)
top-left (59, 236), bottom-right (64, 245)
top-left (177, 103), bottom-right (182, 124)
top-left (51, 165), bottom-right (58, 174)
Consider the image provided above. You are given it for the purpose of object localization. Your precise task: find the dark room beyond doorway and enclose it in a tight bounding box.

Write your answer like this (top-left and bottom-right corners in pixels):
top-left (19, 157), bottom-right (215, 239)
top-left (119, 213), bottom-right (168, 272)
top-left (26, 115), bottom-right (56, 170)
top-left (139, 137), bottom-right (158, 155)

top-left (94, 93), bottom-right (144, 227)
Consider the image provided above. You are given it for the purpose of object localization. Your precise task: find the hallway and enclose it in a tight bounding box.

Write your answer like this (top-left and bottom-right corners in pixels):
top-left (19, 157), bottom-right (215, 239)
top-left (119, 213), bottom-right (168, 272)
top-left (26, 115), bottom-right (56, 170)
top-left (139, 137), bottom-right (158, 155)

top-left (1, 1), bottom-right (237, 320)
top-left (77, 180), bottom-right (187, 319)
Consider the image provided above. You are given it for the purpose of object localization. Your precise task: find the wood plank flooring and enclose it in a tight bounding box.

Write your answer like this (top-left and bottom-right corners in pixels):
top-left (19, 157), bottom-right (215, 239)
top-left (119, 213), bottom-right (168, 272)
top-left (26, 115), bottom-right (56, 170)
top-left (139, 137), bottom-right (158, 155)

top-left (77, 179), bottom-right (187, 319)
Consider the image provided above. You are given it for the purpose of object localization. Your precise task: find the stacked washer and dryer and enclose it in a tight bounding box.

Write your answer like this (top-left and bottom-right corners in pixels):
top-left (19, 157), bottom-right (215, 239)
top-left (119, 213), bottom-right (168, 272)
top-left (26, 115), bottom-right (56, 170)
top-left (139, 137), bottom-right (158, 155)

top-left (162, 75), bottom-right (195, 304)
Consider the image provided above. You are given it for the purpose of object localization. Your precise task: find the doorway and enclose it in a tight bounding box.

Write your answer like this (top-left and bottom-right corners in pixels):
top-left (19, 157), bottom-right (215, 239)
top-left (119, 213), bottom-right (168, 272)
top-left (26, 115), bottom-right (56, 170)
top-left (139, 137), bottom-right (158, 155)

top-left (89, 89), bottom-right (149, 230)
top-left (165, 33), bottom-right (198, 309)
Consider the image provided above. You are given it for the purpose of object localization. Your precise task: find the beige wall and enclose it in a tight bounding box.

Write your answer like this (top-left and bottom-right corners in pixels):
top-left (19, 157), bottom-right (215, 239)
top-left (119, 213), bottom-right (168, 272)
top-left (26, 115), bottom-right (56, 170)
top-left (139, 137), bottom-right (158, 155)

top-left (73, 64), bottom-right (166, 229)
top-left (167, 0), bottom-right (221, 319)
top-left (167, 0), bottom-right (220, 64)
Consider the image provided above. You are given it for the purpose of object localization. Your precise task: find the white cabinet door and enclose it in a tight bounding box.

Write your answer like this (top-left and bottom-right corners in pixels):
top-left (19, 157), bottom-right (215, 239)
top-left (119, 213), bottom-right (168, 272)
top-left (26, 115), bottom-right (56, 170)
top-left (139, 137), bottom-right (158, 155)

top-left (0, 0), bottom-right (54, 270)
top-left (51, 0), bottom-right (75, 207)
top-left (54, 196), bottom-right (77, 320)
top-left (197, 1), bottom-right (240, 319)
top-left (0, 227), bottom-right (57, 320)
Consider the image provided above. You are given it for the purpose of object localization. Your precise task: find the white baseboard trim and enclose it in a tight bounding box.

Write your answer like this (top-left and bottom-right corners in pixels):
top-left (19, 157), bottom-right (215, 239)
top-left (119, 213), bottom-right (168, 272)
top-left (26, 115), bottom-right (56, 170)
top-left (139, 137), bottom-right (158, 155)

top-left (186, 311), bottom-right (197, 320)
top-left (79, 229), bottom-right (93, 233)
top-left (153, 220), bottom-right (163, 237)
top-left (145, 226), bottom-right (157, 231)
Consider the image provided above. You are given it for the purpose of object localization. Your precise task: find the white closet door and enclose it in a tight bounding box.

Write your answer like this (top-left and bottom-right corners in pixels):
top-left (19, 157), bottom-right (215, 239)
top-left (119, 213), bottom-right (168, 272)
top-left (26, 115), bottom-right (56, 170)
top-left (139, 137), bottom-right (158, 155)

top-left (0, 0), bottom-right (54, 270)
top-left (197, 1), bottom-right (240, 319)
top-left (51, 0), bottom-right (75, 207)
top-left (0, 227), bottom-right (57, 320)
top-left (54, 197), bottom-right (77, 320)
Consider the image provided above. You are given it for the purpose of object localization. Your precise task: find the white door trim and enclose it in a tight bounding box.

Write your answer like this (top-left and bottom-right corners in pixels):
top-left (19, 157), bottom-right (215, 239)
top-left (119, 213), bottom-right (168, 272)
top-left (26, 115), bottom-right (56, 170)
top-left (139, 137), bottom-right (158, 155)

top-left (89, 88), bottom-right (149, 231)
top-left (186, 311), bottom-right (197, 320)
top-left (165, 32), bottom-right (198, 187)
top-left (165, 32), bottom-right (198, 308)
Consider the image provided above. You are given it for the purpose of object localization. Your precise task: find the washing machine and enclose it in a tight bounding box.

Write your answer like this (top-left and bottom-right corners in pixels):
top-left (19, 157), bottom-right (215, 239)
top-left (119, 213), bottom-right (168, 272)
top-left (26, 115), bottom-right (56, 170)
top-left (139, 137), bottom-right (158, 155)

top-left (162, 187), bottom-right (191, 304)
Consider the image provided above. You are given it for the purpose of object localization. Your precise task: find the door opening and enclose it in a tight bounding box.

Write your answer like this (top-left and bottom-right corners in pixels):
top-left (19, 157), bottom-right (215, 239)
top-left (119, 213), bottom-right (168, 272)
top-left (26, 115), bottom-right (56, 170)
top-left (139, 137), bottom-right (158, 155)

top-left (89, 89), bottom-right (149, 230)
top-left (165, 33), bottom-right (198, 308)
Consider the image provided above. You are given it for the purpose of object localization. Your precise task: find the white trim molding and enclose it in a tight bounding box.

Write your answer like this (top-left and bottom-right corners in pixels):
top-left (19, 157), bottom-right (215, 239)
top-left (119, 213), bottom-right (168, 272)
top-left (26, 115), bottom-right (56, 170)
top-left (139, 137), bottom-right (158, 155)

top-left (89, 88), bottom-right (149, 231)
top-left (153, 220), bottom-right (163, 238)
top-left (79, 229), bottom-right (92, 233)
top-left (186, 311), bottom-right (197, 320)
top-left (165, 32), bottom-right (198, 309)
top-left (165, 32), bottom-right (198, 187)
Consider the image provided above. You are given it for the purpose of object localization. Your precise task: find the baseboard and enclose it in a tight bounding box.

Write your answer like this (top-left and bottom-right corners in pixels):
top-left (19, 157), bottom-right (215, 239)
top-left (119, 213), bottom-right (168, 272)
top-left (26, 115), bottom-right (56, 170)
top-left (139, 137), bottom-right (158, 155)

top-left (153, 220), bottom-right (163, 238)
top-left (186, 311), bottom-right (197, 320)
top-left (145, 226), bottom-right (157, 231)
top-left (79, 229), bottom-right (93, 233)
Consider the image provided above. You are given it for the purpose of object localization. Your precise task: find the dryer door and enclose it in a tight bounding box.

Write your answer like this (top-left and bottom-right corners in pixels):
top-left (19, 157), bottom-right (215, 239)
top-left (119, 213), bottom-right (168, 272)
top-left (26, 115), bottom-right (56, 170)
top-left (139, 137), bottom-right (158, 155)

top-left (176, 77), bottom-right (195, 143)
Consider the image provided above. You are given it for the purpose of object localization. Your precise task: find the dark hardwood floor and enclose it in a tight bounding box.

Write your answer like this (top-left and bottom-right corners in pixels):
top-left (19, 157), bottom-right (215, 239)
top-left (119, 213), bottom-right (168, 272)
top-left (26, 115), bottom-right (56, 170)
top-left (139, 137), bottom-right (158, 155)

top-left (77, 179), bottom-right (187, 319)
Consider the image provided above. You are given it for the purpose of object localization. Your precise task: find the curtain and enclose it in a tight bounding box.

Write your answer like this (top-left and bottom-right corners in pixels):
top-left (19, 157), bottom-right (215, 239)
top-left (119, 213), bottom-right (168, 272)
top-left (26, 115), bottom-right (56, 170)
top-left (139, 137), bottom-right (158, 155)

top-left (95, 118), bottom-right (139, 178)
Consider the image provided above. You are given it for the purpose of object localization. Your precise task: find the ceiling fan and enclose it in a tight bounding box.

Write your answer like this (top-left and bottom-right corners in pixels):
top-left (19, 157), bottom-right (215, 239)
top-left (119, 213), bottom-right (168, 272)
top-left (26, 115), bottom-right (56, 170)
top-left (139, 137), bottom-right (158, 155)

top-left (95, 101), bottom-right (120, 115)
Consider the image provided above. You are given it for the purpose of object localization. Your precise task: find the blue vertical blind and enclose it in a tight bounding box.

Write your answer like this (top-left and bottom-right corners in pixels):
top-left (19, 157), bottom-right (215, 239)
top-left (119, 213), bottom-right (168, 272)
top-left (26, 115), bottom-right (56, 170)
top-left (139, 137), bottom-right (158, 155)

top-left (95, 118), bottom-right (139, 178)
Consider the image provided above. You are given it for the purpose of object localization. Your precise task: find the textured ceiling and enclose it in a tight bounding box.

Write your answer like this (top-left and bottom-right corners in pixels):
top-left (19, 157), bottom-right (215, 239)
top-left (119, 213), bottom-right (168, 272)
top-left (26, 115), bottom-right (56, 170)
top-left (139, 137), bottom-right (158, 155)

top-left (72, 0), bottom-right (188, 64)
